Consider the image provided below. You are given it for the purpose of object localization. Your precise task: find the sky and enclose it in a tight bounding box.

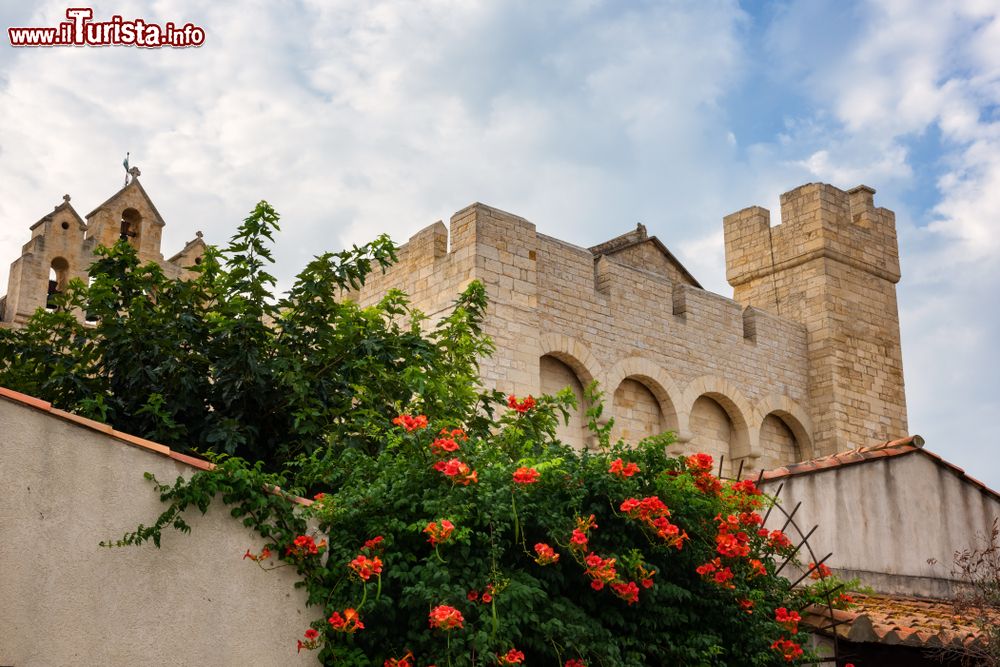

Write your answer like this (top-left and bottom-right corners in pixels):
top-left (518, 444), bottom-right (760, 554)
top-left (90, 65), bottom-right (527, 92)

top-left (0, 1), bottom-right (997, 486)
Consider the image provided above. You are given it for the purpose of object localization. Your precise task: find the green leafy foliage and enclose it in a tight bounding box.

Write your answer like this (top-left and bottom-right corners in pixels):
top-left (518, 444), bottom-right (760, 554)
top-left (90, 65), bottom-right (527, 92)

top-left (0, 201), bottom-right (490, 470)
top-left (127, 401), bottom-right (821, 666)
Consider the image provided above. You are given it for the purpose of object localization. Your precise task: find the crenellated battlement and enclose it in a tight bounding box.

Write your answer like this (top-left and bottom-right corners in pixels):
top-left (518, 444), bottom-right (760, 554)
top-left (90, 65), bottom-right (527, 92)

top-left (725, 183), bottom-right (900, 291)
top-left (352, 181), bottom-right (906, 464)
top-left (350, 197), bottom-right (822, 468)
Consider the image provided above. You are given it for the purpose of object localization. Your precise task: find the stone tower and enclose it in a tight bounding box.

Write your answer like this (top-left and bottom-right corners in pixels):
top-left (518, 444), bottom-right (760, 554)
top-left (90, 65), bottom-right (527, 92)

top-left (723, 183), bottom-right (906, 457)
top-left (0, 171), bottom-right (206, 327)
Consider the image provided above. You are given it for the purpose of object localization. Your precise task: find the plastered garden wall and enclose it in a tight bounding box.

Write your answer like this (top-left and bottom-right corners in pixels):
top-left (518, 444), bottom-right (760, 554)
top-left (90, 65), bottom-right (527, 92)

top-left (0, 390), bottom-right (314, 667)
top-left (760, 449), bottom-right (1000, 598)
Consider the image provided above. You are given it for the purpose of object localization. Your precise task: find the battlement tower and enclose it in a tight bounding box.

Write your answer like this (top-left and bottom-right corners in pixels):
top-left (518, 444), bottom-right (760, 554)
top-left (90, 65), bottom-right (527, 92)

top-left (724, 183), bottom-right (906, 456)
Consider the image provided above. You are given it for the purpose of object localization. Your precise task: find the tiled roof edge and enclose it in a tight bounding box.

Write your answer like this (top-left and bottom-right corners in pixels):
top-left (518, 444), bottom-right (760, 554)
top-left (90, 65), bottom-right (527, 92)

top-left (0, 385), bottom-right (313, 506)
top-left (760, 435), bottom-right (1000, 503)
top-left (802, 595), bottom-right (987, 650)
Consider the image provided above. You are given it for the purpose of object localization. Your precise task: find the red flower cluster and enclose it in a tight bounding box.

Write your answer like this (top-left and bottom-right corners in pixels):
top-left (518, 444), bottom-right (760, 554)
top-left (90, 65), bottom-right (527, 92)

top-left (348, 554), bottom-right (383, 581)
top-left (715, 514), bottom-right (751, 558)
top-left (313, 492), bottom-right (326, 502)
top-left (686, 452), bottom-right (714, 473)
top-left (507, 394), bottom-right (536, 414)
top-left (242, 546), bottom-right (271, 562)
top-left (498, 648), bottom-right (525, 664)
top-left (620, 495), bottom-right (667, 521)
top-left (760, 528), bottom-right (793, 551)
top-left (569, 514), bottom-right (597, 552)
top-left (748, 558), bottom-right (767, 577)
top-left (468, 583), bottom-right (496, 604)
top-left (636, 562), bottom-right (657, 589)
top-left (512, 466), bottom-right (541, 485)
top-left (433, 458), bottom-right (478, 485)
top-left (809, 562), bottom-right (832, 579)
top-left (430, 437), bottom-right (460, 455)
top-left (583, 552), bottom-right (618, 590)
top-left (430, 428), bottom-right (466, 455)
top-left (296, 627), bottom-right (320, 653)
top-left (534, 542), bottom-right (560, 565)
top-left (620, 496), bottom-right (688, 549)
top-left (685, 454), bottom-right (722, 494)
top-left (835, 593), bottom-right (855, 608)
top-left (694, 472), bottom-right (723, 495)
top-left (384, 651), bottom-right (414, 667)
top-left (286, 534), bottom-right (325, 558)
top-left (329, 608), bottom-right (364, 633)
top-left (609, 458), bottom-right (640, 478)
top-left (775, 607), bottom-right (801, 634)
top-left (393, 413), bottom-right (428, 431)
top-left (429, 604), bottom-right (464, 631)
top-left (730, 479), bottom-right (762, 496)
top-left (424, 519), bottom-right (455, 546)
top-left (695, 558), bottom-right (735, 589)
top-left (565, 660), bottom-right (587, 667)
top-left (728, 479), bottom-right (764, 508)
top-left (363, 535), bottom-right (385, 552)
top-left (770, 637), bottom-right (803, 662)
top-left (610, 580), bottom-right (640, 605)
top-left (738, 598), bottom-right (754, 614)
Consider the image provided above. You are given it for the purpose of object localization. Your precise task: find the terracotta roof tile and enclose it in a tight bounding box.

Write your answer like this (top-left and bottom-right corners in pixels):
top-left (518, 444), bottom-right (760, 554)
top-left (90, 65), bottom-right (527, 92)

top-left (761, 435), bottom-right (1000, 503)
top-left (50, 408), bottom-right (115, 434)
top-left (0, 386), bottom-right (52, 411)
top-left (168, 450), bottom-right (216, 471)
top-left (0, 384), bottom-right (312, 504)
top-left (803, 593), bottom-right (990, 651)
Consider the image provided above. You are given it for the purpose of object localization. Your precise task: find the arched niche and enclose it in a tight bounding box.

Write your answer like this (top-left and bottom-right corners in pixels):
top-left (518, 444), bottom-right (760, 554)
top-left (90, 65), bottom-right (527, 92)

top-left (680, 376), bottom-right (756, 476)
top-left (121, 208), bottom-right (142, 248)
top-left (539, 353), bottom-right (589, 451)
top-left (752, 394), bottom-right (814, 467)
top-left (603, 357), bottom-right (681, 442)
top-left (47, 257), bottom-right (70, 310)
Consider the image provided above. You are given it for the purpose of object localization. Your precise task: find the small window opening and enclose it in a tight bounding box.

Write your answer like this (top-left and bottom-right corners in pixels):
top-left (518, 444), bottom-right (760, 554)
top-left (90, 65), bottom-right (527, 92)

top-left (61, 221), bottom-right (70, 230)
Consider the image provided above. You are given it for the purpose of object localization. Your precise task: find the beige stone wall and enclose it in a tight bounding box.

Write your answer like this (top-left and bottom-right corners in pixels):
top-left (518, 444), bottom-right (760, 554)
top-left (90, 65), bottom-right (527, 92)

top-left (760, 452), bottom-right (1000, 598)
top-left (725, 183), bottom-right (907, 456)
top-left (351, 196), bottom-right (831, 475)
top-left (0, 394), bottom-right (314, 667)
top-left (603, 242), bottom-right (694, 287)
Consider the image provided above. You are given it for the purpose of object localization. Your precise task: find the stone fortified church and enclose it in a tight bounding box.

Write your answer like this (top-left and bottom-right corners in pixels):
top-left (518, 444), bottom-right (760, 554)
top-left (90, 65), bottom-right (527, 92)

top-left (0, 169), bottom-right (206, 328)
top-left (0, 177), bottom-right (907, 476)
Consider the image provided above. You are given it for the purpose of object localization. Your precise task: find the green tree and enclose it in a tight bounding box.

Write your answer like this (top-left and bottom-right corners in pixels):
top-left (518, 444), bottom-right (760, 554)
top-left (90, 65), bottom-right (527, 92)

top-left (0, 201), bottom-right (491, 470)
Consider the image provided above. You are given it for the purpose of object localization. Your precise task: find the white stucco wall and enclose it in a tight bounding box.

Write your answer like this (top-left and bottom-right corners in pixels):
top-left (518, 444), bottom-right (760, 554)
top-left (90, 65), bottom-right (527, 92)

top-left (761, 452), bottom-right (1000, 598)
top-left (0, 395), bottom-right (316, 666)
